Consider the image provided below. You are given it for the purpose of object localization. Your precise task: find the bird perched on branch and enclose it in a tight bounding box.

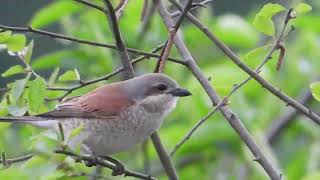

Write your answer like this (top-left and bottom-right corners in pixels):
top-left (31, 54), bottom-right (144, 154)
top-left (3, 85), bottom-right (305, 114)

top-left (0, 73), bottom-right (191, 175)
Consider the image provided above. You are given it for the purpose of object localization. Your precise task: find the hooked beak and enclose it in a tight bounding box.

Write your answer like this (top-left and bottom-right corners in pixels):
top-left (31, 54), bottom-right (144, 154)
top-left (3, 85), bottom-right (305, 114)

top-left (169, 88), bottom-right (192, 97)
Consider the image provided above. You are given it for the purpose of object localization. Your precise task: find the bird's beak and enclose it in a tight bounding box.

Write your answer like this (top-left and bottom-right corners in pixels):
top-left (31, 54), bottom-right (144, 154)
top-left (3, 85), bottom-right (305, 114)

top-left (169, 88), bottom-right (192, 97)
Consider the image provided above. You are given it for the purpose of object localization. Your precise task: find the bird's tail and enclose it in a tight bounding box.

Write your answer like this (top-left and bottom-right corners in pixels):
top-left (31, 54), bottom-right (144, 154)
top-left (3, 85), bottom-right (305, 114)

top-left (0, 116), bottom-right (58, 128)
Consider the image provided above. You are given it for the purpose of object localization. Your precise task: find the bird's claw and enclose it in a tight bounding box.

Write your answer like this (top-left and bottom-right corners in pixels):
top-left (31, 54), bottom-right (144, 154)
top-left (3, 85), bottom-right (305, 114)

top-left (112, 162), bottom-right (125, 176)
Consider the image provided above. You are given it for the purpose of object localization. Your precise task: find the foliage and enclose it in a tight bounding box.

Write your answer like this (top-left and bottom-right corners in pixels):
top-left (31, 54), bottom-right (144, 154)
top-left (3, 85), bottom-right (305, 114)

top-left (0, 1), bottom-right (319, 180)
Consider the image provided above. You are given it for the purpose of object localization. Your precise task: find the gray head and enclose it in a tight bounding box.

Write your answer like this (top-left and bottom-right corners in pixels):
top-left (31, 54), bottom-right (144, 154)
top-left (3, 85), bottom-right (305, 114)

top-left (121, 73), bottom-right (191, 101)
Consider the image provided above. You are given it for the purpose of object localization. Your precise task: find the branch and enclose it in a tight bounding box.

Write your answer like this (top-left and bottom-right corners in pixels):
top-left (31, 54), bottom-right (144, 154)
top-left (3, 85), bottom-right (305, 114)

top-left (115, 0), bottom-right (129, 20)
top-left (0, 25), bottom-right (183, 64)
top-left (55, 150), bottom-right (155, 180)
top-left (153, 0), bottom-right (281, 179)
top-left (169, 0), bottom-right (320, 126)
top-left (170, 97), bottom-right (228, 156)
top-left (150, 133), bottom-right (178, 180)
top-left (155, 0), bottom-right (194, 73)
top-left (170, 0), bottom-right (213, 18)
top-left (0, 154), bottom-right (33, 166)
top-left (47, 43), bottom-right (167, 101)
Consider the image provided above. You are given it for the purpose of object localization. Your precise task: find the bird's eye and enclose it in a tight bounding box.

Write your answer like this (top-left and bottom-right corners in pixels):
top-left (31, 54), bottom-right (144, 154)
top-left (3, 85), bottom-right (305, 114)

top-left (157, 84), bottom-right (167, 91)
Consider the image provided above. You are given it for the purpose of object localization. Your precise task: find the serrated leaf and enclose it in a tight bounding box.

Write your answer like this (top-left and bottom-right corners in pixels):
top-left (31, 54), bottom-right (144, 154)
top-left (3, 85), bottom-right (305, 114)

top-left (0, 31), bottom-right (12, 42)
top-left (1, 65), bottom-right (25, 77)
top-left (294, 3), bottom-right (312, 14)
top-left (257, 3), bottom-right (286, 18)
top-left (30, 0), bottom-right (82, 28)
top-left (310, 82), bottom-right (320, 101)
top-left (253, 15), bottom-right (275, 36)
top-left (58, 70), bottom-right (77, 81)
top-left (25, 40), bottom-right (34, 64)
top-left (8, 105), bottom-right (28, 116)
top-left (28, 77), bottom-right (47, 114)
top-left (48, 67), bottom-right (60, 86)
top-left (10, 77), bottom-right (29, 102)
top-left (68, 124), bottom-right (84, 141)
top-left (6, 34), bottom-right (26, 52)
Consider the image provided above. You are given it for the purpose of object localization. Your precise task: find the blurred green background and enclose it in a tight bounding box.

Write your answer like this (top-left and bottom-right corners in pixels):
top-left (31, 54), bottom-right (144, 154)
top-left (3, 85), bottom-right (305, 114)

top-left (0, 0), bottom-right (320, 179)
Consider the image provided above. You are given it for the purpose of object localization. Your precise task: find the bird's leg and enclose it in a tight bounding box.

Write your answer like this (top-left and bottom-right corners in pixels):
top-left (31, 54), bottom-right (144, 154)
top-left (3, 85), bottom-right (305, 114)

top-left (82, 146), bottom-right (99, 167)
top-left (100, 155), bottom-right (125, 176)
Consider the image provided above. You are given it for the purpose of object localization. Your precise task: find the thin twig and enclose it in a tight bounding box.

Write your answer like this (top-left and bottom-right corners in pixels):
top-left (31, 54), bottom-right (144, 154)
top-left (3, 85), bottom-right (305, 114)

top-left (0, 25), bottom-right (183, 64)
top-left (171, 0), bottom-right (213, 18)
top-left (154, 0), bottom-right (281, 179)
top-left (0, 154), bottom-right (33, 165)
top-left (115, 0), bottom-right (129, 20)
top-left (155, 0), bottom-right (194, 73)
top-left (73, 0), bottom-right (104, 11)
top-left (170, 97), bottom-right (228, 156)
top-left (169, 0), bottom-right (320, 126)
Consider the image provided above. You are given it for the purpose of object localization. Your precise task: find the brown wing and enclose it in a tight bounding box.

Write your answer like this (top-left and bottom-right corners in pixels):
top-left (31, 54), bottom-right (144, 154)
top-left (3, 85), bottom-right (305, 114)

top-left (39, 84), bottom-right (135, 118)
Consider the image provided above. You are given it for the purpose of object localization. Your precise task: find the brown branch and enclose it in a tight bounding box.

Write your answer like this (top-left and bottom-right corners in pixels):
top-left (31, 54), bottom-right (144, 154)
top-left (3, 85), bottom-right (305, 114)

top-left (154, 0), bottom-right (281, 179)
top-left (73, 0), bottom-right (104, 11)
top-left (170, 97), bottom-right (228, 156)
top-left (155, 0), bottom-right (194, 73)
top-left (171, 0), bottom-right (213, 18)
top-left (169, 0), bottom-right (320, 126)
top-left (0, 25), bottom-right (183, 64)
top-left (150, 133), bottom-right (178, 180)
top-left (0, 154), bottom-right (33, 165)
top-left (103, 0), bottom-right (135, 79)
top-left (55, 150), bottom-right (155, 180)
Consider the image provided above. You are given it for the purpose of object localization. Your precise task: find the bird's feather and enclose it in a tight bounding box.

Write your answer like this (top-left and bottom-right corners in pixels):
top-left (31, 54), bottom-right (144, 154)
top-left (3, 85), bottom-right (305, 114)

top-left (39, 84), bottom-right (135, 118)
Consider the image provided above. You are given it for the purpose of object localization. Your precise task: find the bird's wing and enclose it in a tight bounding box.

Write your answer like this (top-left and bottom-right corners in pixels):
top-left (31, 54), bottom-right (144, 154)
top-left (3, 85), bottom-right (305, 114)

top-left (39, 85), bottom-right (135, 118)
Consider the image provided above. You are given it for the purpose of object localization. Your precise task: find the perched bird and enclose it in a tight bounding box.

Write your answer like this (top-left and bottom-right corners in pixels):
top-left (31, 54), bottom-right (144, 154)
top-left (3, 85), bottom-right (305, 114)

top-left (0, 73), bottom-right (191, 174)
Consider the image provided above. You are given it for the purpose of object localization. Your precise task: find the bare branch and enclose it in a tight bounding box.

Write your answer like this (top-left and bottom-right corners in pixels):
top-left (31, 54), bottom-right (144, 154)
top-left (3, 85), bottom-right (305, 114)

top-left (154, 0), bottom-right (281, 179)
top-left (169, 0), bottom-right (320, 126)
top-left (0, 154), bottom-right (33, 165)
top-left (155, 0), bottom-right (194, 73)
top-left (170, 97), bottom-right (228, 156)
top-left (0, 25), bottom-right (183, 64)
top-left (115, 0), bottom-right (129, 20)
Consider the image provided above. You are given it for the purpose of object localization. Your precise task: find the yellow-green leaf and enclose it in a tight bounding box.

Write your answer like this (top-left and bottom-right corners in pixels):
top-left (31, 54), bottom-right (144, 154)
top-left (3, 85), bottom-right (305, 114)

top-left (28, 77), bottom-right (47, 114)
top-left (6, 34), bottom-right (26, 52)
top-left (310, 82), bottom-right (320, 101)
top-left (25, 40), bottom-right (34, 64)
top-left (0, 31), bottom-right (12, 42)
top-left (294, 3), bottom-right (312, 14)
top-left (58, 70), bottom-right (77, 81)
top-left (1, 65), bottom-right (25, 77)
top-left (253, 15), bottom-right (275, 36)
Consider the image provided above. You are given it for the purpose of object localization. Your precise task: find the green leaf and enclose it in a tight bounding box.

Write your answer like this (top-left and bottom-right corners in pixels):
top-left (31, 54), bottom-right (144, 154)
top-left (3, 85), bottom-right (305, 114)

top-left (48, 67), bottom-right (60, 86)
top-left (0, 31), bottom-right (12, 42)
top-left (1, 65), bottom-right (25, 77)
top-left (258, 3), bottom-right (286, 18)
top-left (58, 70), bottom-right (77, 81)
top-left (30, 0), bottom-right (82, 28)
top-left (253, 3), bottom-right (286, 36)
top-left (0, 98), bottom-right (9, 116)
top-left (24, 40), bottom-right (34, 64)
top-left (303, 172), bottom-right (320, 180)
top-left (10, 77), bottom-right (29, 102)
top-left (253, 15), bottom-right (275, 36)
top-left (68, 124), bottom-right (84, 141)
top-left (28, 77), bottom-right (47, 114)
top-left (294, 3), bottom-right (312, 14)
top-left (310, 82), bottom-right (320, 101)
top-left (244, 44), bottom-right (272, 67)
top-left (6, 34), bottom-right (26, 52)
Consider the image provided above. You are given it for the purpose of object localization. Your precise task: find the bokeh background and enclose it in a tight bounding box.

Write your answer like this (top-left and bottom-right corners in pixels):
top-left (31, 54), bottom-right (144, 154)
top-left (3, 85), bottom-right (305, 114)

top-left (0, 0), bottom-right (319, 179)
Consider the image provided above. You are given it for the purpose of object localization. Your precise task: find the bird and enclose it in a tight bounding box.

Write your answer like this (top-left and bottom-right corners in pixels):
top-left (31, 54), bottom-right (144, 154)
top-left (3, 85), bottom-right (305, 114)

top-left (0, 73), bottom-right (191, 175)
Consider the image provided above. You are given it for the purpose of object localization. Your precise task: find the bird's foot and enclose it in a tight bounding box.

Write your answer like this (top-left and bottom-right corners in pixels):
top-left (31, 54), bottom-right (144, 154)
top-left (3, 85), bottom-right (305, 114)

top-left (101, 156), bottom-right (125, 176)
top-left (84, 155), bottom-right (99, 167)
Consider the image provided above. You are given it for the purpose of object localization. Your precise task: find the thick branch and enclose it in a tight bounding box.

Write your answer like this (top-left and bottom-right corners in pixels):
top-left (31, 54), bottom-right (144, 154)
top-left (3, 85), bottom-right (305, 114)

top-left (153, 0), bottom-right (281, 179)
